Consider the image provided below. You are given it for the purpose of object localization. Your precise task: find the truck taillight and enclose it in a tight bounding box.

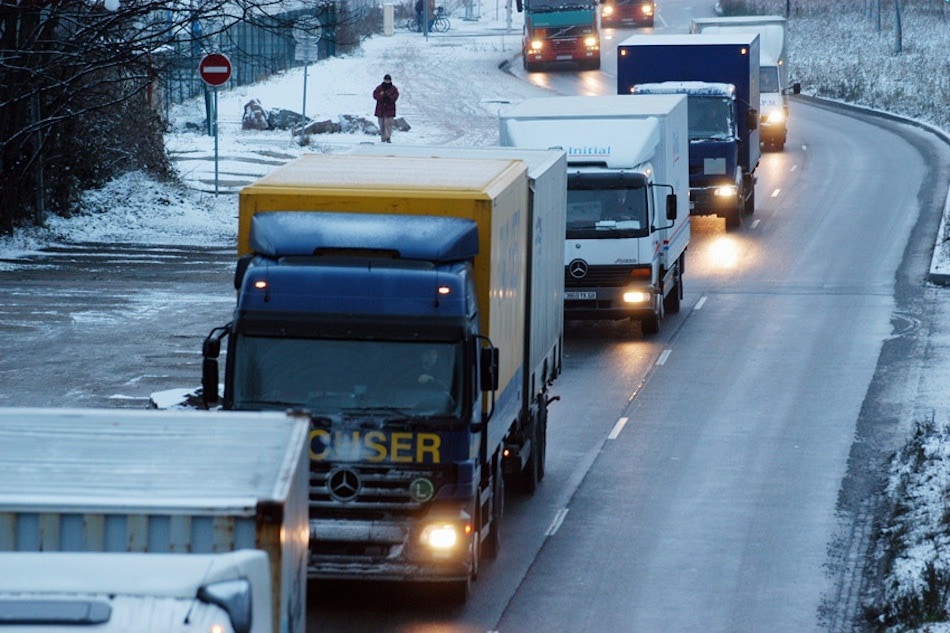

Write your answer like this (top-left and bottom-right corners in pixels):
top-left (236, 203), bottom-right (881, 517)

top-left (437, 285), bottom-right (451, 295)
top-left (254, 280), bottom-right (268, 289)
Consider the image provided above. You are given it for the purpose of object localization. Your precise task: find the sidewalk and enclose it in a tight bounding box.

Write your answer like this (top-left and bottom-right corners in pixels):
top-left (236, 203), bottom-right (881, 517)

top-left (167, 12), bottom-right (527, 194)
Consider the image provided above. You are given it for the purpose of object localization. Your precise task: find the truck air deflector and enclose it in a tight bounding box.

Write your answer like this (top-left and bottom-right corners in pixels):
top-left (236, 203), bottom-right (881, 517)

top-left (250, 212), bottom-right (479, 263)
top-left (238, 262), bottom-right (470, 317)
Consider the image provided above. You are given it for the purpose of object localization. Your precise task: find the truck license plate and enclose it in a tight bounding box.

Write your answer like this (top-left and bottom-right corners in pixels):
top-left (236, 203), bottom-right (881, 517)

top-left (564, 291), bottom-right (596, 300)
top-left (557, 55), bottom-right (572, 61)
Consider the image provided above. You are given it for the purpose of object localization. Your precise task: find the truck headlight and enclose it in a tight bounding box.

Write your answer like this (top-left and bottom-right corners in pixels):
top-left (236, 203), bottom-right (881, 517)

top-left (764, 109), bottom-right (786, 124)
top-left (584, 36), bottom-right (599, 48)
top-left (530, 40), bottom-right (543, 51)
top-left (622, 290), bottom-right (650, 304)
top-left (641, 3), bottom-right (653, 16)
top-left (602, 5), bottom-right (614, 16)
top-left (713, 185), bottom-right (738, 198)
top-left (420, 522), bottom-right (470, 552)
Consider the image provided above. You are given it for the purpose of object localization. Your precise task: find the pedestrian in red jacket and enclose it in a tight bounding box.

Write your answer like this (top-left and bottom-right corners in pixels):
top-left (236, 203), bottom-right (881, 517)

top-left (372, 74), bottom-right (399, 143)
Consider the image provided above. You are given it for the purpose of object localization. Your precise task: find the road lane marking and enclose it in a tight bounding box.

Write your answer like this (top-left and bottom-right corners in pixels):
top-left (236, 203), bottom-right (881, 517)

top-left (656, 350), bottom-right (672, 366)
top-left (694, 295), bottom-right (708, 310)
top-left (546, 508), bottom-right (569, 536)
top-left (751, 219), bottom-right (760, 229)
top-left (608, 416), bottom-right (629, 439)
top-left (771, 188), bottom-right (781, 197)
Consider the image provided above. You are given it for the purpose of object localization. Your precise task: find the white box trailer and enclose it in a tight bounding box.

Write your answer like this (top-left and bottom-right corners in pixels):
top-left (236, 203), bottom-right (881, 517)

top-left (690, 16), bottom-right (799, 150)
top-left (0, 408), bottom-right (310, 633)
top-left (499, 94), bottom-right (690, 334)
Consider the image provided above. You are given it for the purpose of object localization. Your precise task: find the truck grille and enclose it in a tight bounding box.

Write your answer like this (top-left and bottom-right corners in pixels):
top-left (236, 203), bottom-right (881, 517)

top-left (310, 463), bottom-right (450, 519)
top-left (565, 265), bottom-right (637, 287)
top-left (551, 39), bottom-right (578, 51)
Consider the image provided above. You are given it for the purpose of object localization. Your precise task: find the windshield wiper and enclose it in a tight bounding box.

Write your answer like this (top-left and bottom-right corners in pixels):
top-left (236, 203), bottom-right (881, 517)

top-left (237, 399), bottom-right (305, 410)
top-left (342, 406), bottom-right (414, 417)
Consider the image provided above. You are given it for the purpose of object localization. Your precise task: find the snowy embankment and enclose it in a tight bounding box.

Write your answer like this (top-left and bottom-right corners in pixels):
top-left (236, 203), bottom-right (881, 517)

top-left (783, 5), bottom-right (950, 631)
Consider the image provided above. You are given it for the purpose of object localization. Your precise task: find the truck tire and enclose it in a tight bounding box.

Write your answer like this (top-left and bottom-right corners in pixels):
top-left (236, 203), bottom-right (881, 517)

top-left (483, 460), bottom-right (503, 560)
top-left (518, 410), bottom-right (544, 494)
top-left (663, 264), bottom-right (682, 314)
top-left (641, 293), bottom-right (662, 335)
top-left (724, 203), bottom-right (742, 230)
top-left (448, 519), bottom-right (481, 602)
top-left (744, 179), bottom-right (755, 215)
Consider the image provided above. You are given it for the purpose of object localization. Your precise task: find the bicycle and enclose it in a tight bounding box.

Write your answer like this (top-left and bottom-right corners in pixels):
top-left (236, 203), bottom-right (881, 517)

top-left (404, 6), bottom-right (450, 33)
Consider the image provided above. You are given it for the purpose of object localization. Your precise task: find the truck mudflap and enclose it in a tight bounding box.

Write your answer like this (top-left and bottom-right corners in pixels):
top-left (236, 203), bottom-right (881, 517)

top-left (309, 515), bottom-right (474, 583)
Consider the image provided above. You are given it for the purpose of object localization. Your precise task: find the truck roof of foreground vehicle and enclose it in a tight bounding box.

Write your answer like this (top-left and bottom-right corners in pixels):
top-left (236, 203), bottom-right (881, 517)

top-left (0, 407), bottom-right (308, 511)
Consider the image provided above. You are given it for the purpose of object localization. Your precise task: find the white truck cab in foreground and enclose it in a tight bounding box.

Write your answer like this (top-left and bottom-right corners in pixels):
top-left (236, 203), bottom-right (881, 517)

top-left (0, 550), bottom-right (272, 633)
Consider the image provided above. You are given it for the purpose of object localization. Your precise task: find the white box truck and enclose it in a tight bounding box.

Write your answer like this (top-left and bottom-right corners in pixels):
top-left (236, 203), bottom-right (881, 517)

top-left (0, 408), bottom-right (310, 633)
top-left (499, 94), bottom-right (690, 334)
top-left (690, 16), bottom-right (800, 150)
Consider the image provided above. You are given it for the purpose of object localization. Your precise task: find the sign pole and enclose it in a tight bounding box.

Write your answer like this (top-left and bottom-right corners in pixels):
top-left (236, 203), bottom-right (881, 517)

top-left (213, 87), bottom-right (219, 196)
top-left (198, 53), bottom-right (233, 196)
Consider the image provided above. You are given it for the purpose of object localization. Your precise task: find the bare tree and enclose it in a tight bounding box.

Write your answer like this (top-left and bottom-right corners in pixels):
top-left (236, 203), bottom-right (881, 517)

top-left (0, 0), bottom-right (349, 234)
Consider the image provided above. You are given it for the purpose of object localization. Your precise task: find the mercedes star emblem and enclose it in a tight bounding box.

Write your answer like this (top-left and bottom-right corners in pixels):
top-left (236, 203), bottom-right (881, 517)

top-left (569, 258), bottom-right (589, 279)
top-left (327, 467), bottom-right (361, 502)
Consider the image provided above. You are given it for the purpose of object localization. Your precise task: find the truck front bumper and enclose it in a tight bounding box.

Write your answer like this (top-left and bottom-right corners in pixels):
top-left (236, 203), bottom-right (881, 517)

top-left (308, 514), bottom-right (473, 583)
top-left (689, 184), bottom-right (740, 218)
top-left (564, 285), bottom-right (657, 320)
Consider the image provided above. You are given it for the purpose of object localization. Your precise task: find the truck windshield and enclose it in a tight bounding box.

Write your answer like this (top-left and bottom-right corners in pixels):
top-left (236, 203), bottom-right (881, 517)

top-left (760, 66), bottom-right (780, 93)
top-left (528, 0), bottom-right (595, 10)
top-left (231, 337), bottom-right (463, 417)
top-left (566, 186), bottom-right (649, 238)
top-left (687, 97), bottom-right (734, 141)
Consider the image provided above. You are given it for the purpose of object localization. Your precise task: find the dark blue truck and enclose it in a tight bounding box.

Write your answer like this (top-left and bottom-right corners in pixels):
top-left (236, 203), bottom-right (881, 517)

top-left (617, 33), bottom-right (761, 230)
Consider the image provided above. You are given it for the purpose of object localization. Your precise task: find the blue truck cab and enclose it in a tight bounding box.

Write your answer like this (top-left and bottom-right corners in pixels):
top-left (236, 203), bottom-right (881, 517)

top-left (204, 212), bottom-right (495, 595)
top-left (617, 34), bottom-right (761, 230)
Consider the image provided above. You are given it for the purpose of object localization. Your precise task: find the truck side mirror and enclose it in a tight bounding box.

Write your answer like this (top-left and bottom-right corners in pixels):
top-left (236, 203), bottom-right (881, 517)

top-left (666, 193), bottom-right (677, 221)
top-left (747, 109), bottom-right (758, 131)
top-left (789, 82), bottom-right (801, 95)
top-left (201, 326), bottom-right (229, 406)
top-left (480, 346), bottom-right (499, 392)
top-left (516, 0), bottom-right (523, 11)
top-left (202, 357), bottom-right (220, 405)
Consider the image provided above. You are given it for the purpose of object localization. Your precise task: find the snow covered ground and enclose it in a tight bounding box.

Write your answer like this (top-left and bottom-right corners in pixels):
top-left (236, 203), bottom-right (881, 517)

top-left (1, 3), bottom-right (949, 629)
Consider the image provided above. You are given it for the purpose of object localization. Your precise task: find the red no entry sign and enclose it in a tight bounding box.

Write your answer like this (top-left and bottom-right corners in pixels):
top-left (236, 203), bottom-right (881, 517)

top-left (199, 53), bottom-right (232, 87)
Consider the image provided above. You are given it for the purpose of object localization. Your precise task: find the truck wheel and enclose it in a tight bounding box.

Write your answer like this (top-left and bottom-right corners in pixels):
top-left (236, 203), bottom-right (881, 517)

top-left (663, 267), bottom-right (682, 314)
top-left (537, 405), bottom-right (547, 481)
top-left (483, 462), bottom-right (503, 560)
top-left (448, 525), bottom-right (480, 602)
top-left (724, 204), bottom-right (742, 230)
top-left (519, 419), bottom-right (542, 494)
top-left (744, 181), bottom-right (755, 216)
top-left (641, 292), bottom-right (663, 335)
